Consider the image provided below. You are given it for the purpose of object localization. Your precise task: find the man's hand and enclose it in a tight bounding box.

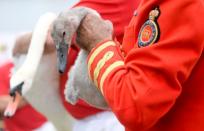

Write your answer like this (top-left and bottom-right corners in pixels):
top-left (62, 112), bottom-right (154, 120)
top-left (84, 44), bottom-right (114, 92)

top-left (76, 14), bottom-right (113, 52)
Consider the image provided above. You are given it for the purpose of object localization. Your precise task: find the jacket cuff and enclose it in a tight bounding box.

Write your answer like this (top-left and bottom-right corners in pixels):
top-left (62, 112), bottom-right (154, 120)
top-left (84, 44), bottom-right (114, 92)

top-left (87, 40), bottom-right (124, 94)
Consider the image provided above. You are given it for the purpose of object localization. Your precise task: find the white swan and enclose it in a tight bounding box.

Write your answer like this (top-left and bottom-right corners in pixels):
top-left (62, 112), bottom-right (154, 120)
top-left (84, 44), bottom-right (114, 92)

top-left (4, 13), bottom-right (74, 131)
top-left (51, 7), bottom-right (109, 109)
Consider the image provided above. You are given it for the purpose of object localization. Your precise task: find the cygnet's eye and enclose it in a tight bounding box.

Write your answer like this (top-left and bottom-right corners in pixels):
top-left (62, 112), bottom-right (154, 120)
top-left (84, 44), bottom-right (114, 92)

top-left (62, 31), bottom-right (66, 38)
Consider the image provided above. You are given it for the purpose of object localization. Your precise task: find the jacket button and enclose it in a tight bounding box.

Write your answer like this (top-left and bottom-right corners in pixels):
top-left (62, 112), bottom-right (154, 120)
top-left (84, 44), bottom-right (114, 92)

top-left (134, 10), bottom-right (138, 16)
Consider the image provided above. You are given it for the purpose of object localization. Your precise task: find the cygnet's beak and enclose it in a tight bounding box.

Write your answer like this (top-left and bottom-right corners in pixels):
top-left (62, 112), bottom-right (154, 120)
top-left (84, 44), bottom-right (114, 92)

top-left (56, 39), bottom-right (69, 74)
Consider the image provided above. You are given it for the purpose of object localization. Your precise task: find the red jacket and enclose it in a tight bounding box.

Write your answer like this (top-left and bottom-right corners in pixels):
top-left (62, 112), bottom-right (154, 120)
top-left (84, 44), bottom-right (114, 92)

top-left (60, 0), bottom-right (141, 119)
top-left (87, 0), bottom-right (204, 131)
top-left (0, 62), bottom-right (47, 131)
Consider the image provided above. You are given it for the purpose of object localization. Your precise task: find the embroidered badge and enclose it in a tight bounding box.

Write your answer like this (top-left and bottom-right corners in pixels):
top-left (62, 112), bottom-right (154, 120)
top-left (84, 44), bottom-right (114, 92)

top-left (138, 7), bottom-right (160, 47)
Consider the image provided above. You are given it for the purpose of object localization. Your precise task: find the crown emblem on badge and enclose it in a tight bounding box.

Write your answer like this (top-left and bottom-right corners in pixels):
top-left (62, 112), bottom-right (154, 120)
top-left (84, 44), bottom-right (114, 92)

top-left (138, 7), bottom-right (160, 47)
top-left (149, 8), bottom-right (159, 20)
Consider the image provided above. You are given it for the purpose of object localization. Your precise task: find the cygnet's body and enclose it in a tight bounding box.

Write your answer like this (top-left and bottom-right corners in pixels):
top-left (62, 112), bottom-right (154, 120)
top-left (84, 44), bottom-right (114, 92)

top-left (52, 7), bottom-right (108, 109)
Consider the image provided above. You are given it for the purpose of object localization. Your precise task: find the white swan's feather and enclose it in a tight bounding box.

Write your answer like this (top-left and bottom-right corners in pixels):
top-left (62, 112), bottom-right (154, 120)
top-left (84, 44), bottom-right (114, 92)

top-left (11, 12), bottom-right (75, 131)
top-left (10, 13), bottom-right (56, 94)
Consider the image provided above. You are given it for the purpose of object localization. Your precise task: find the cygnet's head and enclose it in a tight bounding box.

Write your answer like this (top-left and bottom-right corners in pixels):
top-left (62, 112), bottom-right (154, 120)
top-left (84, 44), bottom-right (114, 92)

top-left (51, 11), bottom-right (80, 73)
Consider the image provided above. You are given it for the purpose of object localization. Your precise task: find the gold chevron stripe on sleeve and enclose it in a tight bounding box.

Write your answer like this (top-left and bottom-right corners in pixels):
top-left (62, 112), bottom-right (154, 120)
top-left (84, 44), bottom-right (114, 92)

top-left (100, 61), bottom-right (124, 95)
top-left (88, 41), bottom-right (116, 71)
top-left (93, 51), bottom-right (114, 87)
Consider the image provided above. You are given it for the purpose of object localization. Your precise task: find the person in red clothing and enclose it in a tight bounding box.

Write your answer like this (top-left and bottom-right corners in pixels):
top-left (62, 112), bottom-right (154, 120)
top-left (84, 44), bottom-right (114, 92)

top-left (74, 0), bottom-right (204, 131)
top-left (5, 0), bottom-right (141, 130)
top-left (0, 61), bottom-right (56, 131)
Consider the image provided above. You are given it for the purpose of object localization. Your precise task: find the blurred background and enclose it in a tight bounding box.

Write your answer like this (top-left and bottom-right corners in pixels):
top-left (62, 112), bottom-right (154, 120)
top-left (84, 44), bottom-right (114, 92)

top-left (0, 0), bottom-right (78, 65)
top-left (0, 0), bottom-right (78, 129)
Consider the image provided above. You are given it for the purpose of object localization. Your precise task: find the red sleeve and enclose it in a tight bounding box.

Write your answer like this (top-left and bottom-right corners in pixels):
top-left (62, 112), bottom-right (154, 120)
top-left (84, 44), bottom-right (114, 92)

top-left (4, 105), bottom-right (47, 131)
top-left (87, 0), bottom-right (204, 130)
top-left (0, 61), bottom-right (13, 96)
